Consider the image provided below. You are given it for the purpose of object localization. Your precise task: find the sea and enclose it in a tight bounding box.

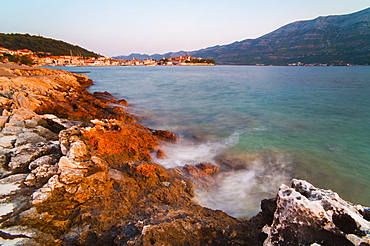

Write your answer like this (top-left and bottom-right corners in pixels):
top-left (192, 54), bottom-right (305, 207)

top-left (59, 65), bottom-right (370, 218)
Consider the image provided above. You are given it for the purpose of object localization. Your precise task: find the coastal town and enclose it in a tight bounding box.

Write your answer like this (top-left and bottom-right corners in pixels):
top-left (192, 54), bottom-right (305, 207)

top-left (0, 47), bottom-right (215, 66)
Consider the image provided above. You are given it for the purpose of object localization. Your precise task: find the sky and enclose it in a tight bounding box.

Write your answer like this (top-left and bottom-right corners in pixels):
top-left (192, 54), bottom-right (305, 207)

top-left (1, 0), bottom-right (369, 57)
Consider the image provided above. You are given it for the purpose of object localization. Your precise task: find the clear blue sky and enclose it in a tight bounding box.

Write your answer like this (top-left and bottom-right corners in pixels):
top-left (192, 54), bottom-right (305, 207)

top-left (1, 0), bottom-right (369, 57)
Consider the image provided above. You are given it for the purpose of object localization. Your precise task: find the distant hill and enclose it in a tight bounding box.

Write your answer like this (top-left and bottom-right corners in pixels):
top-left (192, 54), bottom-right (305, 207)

top-left (114, 52), bottom-right (188, 61)
top-left (0, 33), bottom-right (99, 57)
top-left (116, 7), bottom-right (370, 65)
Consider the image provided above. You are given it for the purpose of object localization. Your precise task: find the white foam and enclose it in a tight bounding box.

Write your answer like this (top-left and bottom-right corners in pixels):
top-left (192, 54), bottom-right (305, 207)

top-left (154, 131), bottom-right (293, 218)
top-left (195, 151), bottom-right (293, 218)
top-left (153, 131), bottom-right (243, 168)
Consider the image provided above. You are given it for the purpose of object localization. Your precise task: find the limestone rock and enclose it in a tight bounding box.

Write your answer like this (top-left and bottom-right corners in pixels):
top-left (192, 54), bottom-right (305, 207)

top-left (0, 226), bottom-right (41, 246)
top-left (28, 155), bottom-right (58, 171)
top-left (93, 91), bottom-right (122, 103)
top-left (0, 96), bottom-right (13, 111)
top-left (24, 155), bottom-right (59, 187)
top-left (59, 126), bottom-right (82, 156)
top-left (183, 162), bottom-right (220, 178)
top-left (8, 142), bottom-right (60, 174)
top-left (0, 174), bottom-right (27, 196)
top-left (67, 140), bottom-right (91, 162)
top-left (29, 126), bottom-right (58, 140)
top-left (0, 149), bottom-right (11, 178)
top-left (264, 179), bottom-right (370, 246)
top-left (152, 129), bottom-right (178, 143)
top-left (24, 119), bottom-right (38, 128)
top-left (82, 120), bottom-right (160, 162)
top-left (0, 135), bottom-right (17, 148)
top-left (90, 156), bottom-right (109, 172)
top-left (0, 115), bottom-right (9, 128)
top-left (156, 149), bottom-right (168, 159)
top-left (0, 68), bottom-right (136, 123)
top-left (107, 168), bottom-right (125, 181)
top-left (0, 174), bottom-right (30, 225)
top-left (57, 156), bottom-right (89, 184)
top-left (41, 114), bottom-right (74, 130)
top-left (12, 91), bottom-right (41, 110)
top-left (1, 122), bottom-right (24, 136)
top-left (15, 132), bottom-right (47, 147)
top-left (31, 187), bottom-right (53, 205)
top-left (8, 108), bottom-right (38, 122)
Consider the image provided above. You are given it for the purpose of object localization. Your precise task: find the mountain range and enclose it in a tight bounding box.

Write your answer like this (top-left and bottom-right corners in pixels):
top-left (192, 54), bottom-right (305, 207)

top-left (114, 7), bottom-right (370, 65)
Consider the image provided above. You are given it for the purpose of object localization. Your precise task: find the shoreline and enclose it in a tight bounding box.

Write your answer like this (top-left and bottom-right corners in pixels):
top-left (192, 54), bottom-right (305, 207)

top-left (0, 65), bottom-right (369, 245)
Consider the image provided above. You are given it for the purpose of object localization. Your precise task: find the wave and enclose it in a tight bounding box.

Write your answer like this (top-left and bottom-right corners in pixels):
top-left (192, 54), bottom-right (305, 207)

top-left (152, 130), bottom-right (243, 168)
top-left (153, 130), bottom-right (294, 218)
top-left (194, 151), bottom-right (294, 218)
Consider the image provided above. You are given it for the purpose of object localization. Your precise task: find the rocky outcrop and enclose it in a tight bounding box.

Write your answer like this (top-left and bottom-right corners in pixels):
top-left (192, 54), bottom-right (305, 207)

top-left (0, 66), bottom-right (263, 245)
top-left (0, 108), bottom-right (65, 245)
top-left (2, 120), bottom-right (261, 245)
top-left (0, 65), bottom-right (369, 245)
top-left (0, 67), bottom-right (136, 122)
top-left (263, 179), bottom-right (370, 246)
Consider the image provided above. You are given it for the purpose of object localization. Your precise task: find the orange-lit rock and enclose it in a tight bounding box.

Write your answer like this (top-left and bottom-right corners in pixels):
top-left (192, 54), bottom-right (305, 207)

top-left (82, 120), bottom-right (160, 163)
top-left (152, 129), bottom-right (178, 143)
top-left (0, 67), bottom-right (136, 123)
top-left (156, 149), bottom-right (168, 159)
top-left (183, 162), bottom-right (220, 178)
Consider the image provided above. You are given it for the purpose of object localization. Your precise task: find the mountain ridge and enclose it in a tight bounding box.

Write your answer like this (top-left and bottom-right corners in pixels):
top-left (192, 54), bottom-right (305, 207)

top-left (115, 7), bottom-right (370, 65)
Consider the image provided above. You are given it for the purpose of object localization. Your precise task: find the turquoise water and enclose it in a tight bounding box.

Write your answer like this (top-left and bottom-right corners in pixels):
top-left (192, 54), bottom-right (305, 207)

top-left (61, 66), bottom-right (370, 217)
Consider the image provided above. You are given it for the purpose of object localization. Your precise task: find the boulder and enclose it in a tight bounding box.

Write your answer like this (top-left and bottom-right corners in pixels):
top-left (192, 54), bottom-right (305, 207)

top-left (152, 129), bottom-right (178, 143)
top-left (156, 149), bottom-right (168, 159)
top-left (59, 126), bottom-right (82, 156)
top-left (183, 162), bottom-right (220, 179)
top-left (67, 140), bottom-right (91, 162)
top-left (24, 155), bottom-right (59, 187)
top-left (263, 179), bottom-right (370, 246)
top-left (82, 120), bottom-right (160, 163)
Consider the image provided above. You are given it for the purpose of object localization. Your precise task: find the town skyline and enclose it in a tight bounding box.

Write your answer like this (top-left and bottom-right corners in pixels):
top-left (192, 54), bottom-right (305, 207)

top-left (0, 46), bottom-right (215, 66)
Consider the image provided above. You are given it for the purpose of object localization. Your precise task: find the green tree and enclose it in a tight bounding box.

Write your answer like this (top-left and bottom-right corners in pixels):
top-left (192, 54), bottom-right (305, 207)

top-left (4, 54), bottom-right (35, 66)
top-left (19, 55), bottom-right (35, 66)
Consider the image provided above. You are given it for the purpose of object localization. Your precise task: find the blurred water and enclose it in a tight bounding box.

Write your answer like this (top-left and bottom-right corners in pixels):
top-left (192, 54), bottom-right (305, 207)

top-left (61, 65), bottom-right (370, 217)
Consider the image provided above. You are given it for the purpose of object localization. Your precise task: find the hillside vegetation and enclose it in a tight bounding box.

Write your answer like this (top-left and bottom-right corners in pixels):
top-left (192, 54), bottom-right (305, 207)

top-left (0, 33), bottom-right (99, 57)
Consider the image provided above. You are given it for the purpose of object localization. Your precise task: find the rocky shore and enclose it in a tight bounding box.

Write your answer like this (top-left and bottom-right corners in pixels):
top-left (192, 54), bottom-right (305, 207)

top-left (0, 65), bottom-right (369, 245)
